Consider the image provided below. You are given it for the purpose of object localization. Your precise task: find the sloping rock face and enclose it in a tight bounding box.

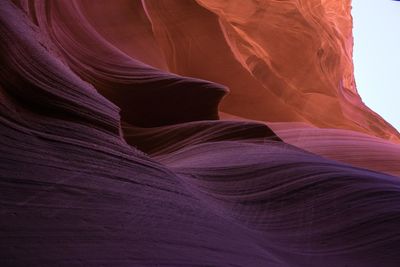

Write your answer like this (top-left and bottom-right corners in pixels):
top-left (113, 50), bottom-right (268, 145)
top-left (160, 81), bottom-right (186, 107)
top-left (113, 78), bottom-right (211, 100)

top-left (1, 1), bottom-right (400, 266)
top-left (143, 0), bottom-right (399, 141)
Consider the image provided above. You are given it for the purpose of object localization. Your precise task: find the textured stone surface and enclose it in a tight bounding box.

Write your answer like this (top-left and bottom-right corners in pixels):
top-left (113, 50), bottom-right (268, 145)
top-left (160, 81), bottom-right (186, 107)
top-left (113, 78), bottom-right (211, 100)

top-left (144, 0), bottom-right (399, 141)
top-left (1, 1), bottom-right (400, 266)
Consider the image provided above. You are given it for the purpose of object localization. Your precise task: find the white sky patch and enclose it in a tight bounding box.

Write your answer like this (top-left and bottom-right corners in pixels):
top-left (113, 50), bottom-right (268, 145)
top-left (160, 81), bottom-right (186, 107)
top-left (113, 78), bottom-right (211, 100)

top-left (352, 0), bottom-right (400, 131)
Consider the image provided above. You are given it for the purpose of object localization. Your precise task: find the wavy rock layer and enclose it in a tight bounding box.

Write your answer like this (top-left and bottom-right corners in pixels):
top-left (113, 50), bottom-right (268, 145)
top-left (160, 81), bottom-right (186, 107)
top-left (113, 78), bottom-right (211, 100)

top-left (2, 1), bottom-right (400, 267)
top-left (19, 0), bottom-right (227, 128)
top-left (269, 122), bottom-right (400, 177)
top-left (143, 0), bottom-right (399, 141)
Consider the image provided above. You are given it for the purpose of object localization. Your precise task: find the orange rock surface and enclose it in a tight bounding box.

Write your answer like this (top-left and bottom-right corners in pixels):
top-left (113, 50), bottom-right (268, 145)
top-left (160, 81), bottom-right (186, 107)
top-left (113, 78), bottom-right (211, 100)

top-left (16, 0), bottom-right (398, 140)
top-left (2, 1), bottom-right (400, 266)
top-left (143, 0), bottom-right (399, 141)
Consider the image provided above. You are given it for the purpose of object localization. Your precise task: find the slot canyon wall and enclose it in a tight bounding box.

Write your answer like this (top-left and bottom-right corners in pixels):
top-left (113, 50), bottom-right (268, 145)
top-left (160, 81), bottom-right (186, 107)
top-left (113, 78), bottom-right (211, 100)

top-left (1, 0), bottom-right (400, 266)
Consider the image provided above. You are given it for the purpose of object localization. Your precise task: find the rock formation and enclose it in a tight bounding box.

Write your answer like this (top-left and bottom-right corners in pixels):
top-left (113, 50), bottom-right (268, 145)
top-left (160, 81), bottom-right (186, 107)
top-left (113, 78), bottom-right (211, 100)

top-left (1, 0), bottom-right (400, 266)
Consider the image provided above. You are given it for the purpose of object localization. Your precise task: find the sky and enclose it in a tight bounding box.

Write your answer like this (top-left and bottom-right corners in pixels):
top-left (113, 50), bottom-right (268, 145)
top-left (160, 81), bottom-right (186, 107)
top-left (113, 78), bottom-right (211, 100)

top-left (352, 0), bottom-right (400, 132)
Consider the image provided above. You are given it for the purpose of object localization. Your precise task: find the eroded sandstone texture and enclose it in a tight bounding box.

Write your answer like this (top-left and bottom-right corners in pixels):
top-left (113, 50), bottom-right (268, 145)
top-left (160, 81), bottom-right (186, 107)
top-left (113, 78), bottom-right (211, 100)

top-left (144, 0), bottom-right (399, 141)
top-left (1, 0), bottom-right (400, 266)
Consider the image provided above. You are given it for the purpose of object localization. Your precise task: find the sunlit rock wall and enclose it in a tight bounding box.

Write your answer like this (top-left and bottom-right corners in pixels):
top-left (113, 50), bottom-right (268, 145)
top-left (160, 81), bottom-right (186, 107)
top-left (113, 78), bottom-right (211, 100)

top-left (143, 0), bottom-right (399, 141)
top-left (2, 1), bottom-right (400, 266)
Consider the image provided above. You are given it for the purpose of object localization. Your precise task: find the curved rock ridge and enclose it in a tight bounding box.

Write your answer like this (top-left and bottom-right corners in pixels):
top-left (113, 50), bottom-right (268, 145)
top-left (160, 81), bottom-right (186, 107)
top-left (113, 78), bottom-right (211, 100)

top-left (17, 0), bottom-right (227, 128)
top-left (15, 0), bottom-right (400, 141)
top-left (123, 120), bottom-right (281, 156)
top-left (269, 122), bottom-right (400, 177)
top-left (1, 1), bottom-right (120, 136)
top-left (143, 0), bottom-right (399, 141)
top-left (2, 0), bottom-right (400, 267)
top-left (219, 112), bottom-right (400, 176)
top-left (157, 141), bottom-right (400, 267)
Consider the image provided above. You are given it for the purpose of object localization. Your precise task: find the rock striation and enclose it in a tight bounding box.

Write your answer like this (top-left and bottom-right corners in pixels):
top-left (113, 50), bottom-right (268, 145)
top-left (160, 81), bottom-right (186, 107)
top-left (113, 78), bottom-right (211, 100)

top-left (1, 1), bottom-right (400, 266)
